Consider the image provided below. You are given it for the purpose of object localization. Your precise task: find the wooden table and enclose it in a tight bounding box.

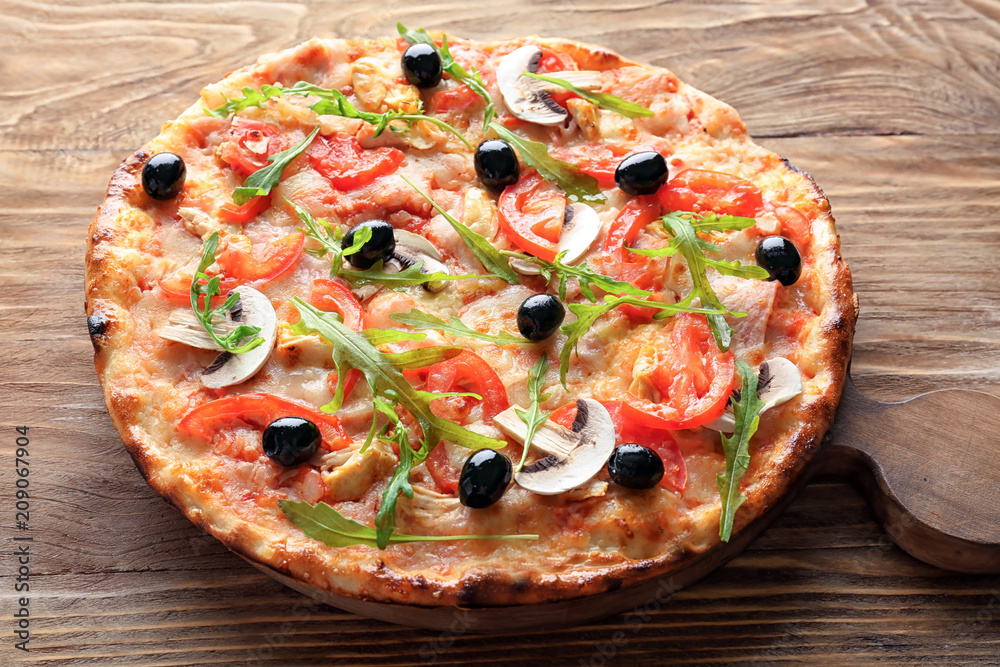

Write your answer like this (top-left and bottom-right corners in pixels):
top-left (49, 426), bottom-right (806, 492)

top-left (2, 0), bottom-right (1000, 663)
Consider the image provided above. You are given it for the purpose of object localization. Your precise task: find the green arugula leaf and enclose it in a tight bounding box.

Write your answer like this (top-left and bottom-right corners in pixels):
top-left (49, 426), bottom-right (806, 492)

top-left (524, 72), bottom-right (653, 118)
top-left (514, 352), bottom-right (552, 472)
top-left (389, 309), bottom-right (525, 345)
top-left (339, 260), bottom-right (480, 289)
top-left (207, 84), bottom-right (285, 118)
top-left (557, 295), bottom-right (724, 387)
top-left (210, 81), bottom-right (472, 149)
top-left (400, 175), bottom-right (519, 284)
top-left (717, 360), bottom-right (766, 542)
top-left (285, 81), bottom-right (472, 149)
top-left (289, 199), bottom-right (368, 278)
top-left (280, 500), bottom-right (538, 549)
top-left (380, 345), bottom-right (464, 369)
top-left (398, 24), bottom-right (495, 129)
top-left (360, 328), bottom-right (427, 347)
top-left (291, 299), bottom-right (504, 451)
top-left (502, 250), bottom-right (652, 302)
top-left (189, 232), bottom-right (264, 353)
top-left (648, 211), bottom-right (769, 351)
top-left (489, 122), bottom-right (605, 204)
top-left (233, 127), bottom-right (319, 205)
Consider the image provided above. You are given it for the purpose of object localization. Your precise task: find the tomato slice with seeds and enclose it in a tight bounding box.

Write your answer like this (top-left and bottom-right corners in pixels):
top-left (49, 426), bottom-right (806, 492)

top-left (497, 171), bottom-right (566, 260)
top-left (657, 169), bottom-right (763, 218)
top-left (307, 133), bottom-right (405, 191)
top-left (218, 119), bottom-right (288, 178)
top-left (620, 313), bottom-right (736, 431)
top-left (178, 393), bottom-right (350, 451)
top-left (309, 278), bottom-right (363, 331)
top-left (215, 232), bottom-right (304, 283)
top-left (550, 400), bottom-right (687, 492)
top-left (218, 194), bottom-right (272, 224)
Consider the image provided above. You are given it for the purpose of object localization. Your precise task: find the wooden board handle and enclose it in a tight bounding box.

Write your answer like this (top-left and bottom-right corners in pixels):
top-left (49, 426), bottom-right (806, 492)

top-left (815, 376), bottom-right (1000, 573)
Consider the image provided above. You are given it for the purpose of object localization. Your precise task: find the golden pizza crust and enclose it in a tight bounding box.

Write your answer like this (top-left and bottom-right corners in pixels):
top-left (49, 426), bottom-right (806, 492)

top-left (86, 35), bottom-right (857, 608)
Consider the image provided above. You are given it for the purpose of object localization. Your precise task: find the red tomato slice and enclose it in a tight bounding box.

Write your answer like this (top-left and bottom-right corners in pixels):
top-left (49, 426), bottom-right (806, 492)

top-left (157, 273), bottom-right (241, 306)
top-left (604, 195), bottom-right (661, 255)
top-left (216, 232), bottom-right (304, 283)
top-left (309, 279), bottom-right (363, 331)
top-left (498, 171), bottom-right (566, 260)
top-left (550, 400), bottom-right (687, 492)
top-left (432, 85), bottom-right (482, 113)
top-left (178, 393), bottom-right (350, 451)
top-left (218, 119), bottom-right (288, 178)
top-left (657, 169), bottom-right (763, 218)
top-left (425, 444), bottom-right (460, 495)
top-left (422, 350), bottom-right (510, 424)
top-left (308, 133), bottom-right (405, 191)
top-left (620, 313), bottom-right (736, 430)
top-left (326, 369), bottom-right (362, 400)
top-left (551, 144), bottom-right (631, 190)
top-left (218, 195), bottom-right (272, 224)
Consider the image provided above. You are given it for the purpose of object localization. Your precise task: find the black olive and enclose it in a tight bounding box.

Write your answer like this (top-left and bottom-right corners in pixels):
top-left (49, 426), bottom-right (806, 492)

top-left (142, 152), bottom-right (186, 200)
top-left (459, 449), bottom-right (512, 509)
top-left (343, 219), bottom-right (396, 270)
top-left (755, 235), bottom-right (802, 286)
top-left (262, 416), bottom-right (321, 467)
top-left (608, 444), bottom-right (664, 490)
top-left (517, 294), bottom-right (565, 341)
top-left (401, 43), bottom-right (443, 88)
top-left (614, 151), bottom-right (668, 196)
top-left (474, 139), bottom-right (520, 191)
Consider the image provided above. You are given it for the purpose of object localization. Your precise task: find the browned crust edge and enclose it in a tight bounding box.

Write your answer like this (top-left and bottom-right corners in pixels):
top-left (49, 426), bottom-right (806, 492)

top-left (85, 36), bottom-right (857, 610)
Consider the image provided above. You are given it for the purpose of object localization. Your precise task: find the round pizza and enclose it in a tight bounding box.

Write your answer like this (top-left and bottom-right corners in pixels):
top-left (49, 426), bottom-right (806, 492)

top-left (85, 26), bottom-right (857, 611)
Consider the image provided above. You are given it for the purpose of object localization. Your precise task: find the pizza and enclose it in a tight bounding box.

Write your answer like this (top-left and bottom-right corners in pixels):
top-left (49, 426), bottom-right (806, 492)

top-left (85, 27), bottom-right (857, 611)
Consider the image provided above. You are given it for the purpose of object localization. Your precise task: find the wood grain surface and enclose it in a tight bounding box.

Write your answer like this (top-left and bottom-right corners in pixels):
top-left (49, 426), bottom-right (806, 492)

top-left (2, 0), bottom-right (1000, 664)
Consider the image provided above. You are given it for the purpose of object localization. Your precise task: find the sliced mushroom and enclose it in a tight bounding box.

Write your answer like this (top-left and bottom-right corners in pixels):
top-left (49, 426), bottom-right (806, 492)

top-left (494, 398), bottom-right (616, 495)
top-left (390, 234), bottom-right (450, 293)
top-left (508, 203), bottom-right (601, 276)
top-left (530, 70), bottom-right (602, 95)
top-left (158, 310), bottom-right (238, 350)
top-left (704, 357), bottom-right (803, 433)
top-left (497, 46), bottom-right (569, 126)
top-left (200, 286), bottom-right (278, 388)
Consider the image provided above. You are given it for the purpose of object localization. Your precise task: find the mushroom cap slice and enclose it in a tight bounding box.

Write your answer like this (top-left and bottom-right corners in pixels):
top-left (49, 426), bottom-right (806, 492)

top-left (391, 237), bottom-right (451, 293)
top-left (704, 357), bottom-right (803, 433)
top-left (495, 398), bottom-right (616, 496)
top-left (158, 310), bottom-right (237, 350)
top-left (508, 203), bottom-right (601, 276)
top-left (497, 46), bottom-right (568, 126)
top-left (531, 70), bottom-right (602, 95)
top-left (201, 286), bottom-right (278, 388)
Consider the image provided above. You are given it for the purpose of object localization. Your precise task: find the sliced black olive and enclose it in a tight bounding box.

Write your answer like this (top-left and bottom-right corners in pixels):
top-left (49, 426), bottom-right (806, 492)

top-left (142, 152), bottom-right (186, 200)
top-left (262, 416), bottom-right (321, 467)
top-left (401, 43), bottom-right (443, 88)
top-left (608, 444), bottom-right (664, 490)
top-left (614, 151), bottom-right (668, 196)
top-left (517, 294), bottom-right (565, 341)
top-left (459, 449), bottom-right (512, 509)
top-left (343, 220), bottom-right (396, 270)
top-left (474, 139), bottom-right (520, 191)
top-left (755, 235), bottom-right (802, 286)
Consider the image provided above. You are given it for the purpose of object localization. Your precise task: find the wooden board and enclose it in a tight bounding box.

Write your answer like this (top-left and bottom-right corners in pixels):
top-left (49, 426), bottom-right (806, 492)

top-left (2, 0), bottom-right (1000, 663)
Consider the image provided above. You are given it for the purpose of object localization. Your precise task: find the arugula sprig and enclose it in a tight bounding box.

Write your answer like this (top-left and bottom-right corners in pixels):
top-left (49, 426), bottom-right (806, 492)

top-left (401, 175), bottom-right (519, 284)
top-left (209, 81), bottom-right (472, 149)
top-left (557, 295), bottom-right (724, 386)
top-left (233, 127), bottom-right (319, 205)
top-left (717, 361), bottom-right (766, 542)
top-left (389, 309), bottom-right (525, 346)
top-left (280, 500), bottom-right (537, 549)
top-left (627, 211), bottom-right (769, 350)
top-left (189, 232), bottom-right (264, 353)
top-left (398, 23), bottom-right (495, 129)
top-left (515, 352), bottom-right (552, 472)
top-left (489, 122), bottom-right (605, 204)
top-left (502, 250), bottom-right (651, 302)
top-left (291, 300), bottom-right (506, 547)
top-left (524, 72), bottom-right (653, 118)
